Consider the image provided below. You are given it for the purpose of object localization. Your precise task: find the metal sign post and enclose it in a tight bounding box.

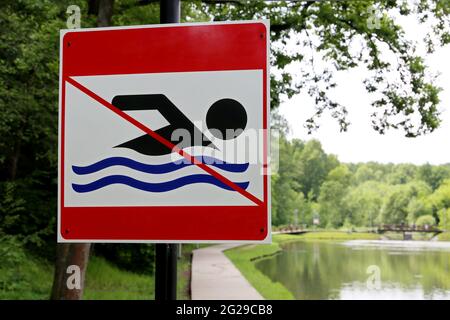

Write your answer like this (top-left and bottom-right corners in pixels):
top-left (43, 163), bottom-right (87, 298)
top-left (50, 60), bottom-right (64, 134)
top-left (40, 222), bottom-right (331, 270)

top-left (155, 0), bottom-right (180, 301)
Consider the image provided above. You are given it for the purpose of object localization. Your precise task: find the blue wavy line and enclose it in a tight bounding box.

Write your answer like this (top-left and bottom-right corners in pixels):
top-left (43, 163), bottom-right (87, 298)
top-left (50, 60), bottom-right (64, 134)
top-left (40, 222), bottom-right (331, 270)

top-left (72, 174), bottom-right (249, 193)
top-left (72, 156), bottom-right (248, 175)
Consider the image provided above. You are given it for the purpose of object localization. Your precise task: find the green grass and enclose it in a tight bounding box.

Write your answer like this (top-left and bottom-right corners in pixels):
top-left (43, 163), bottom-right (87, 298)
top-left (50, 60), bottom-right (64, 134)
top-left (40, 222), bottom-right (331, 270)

top-left (224, 241), bottom-right (294, 300)
top-left (0, 252), bottom-right (156, 300)
top-left (294, 231), bottom-right (380, 241)
top-left (85, 245), bottom-right (194, 299)
top-left (438, 232), bottom-right (450, 241)
top-left (0, 249), bottom-right (53, 300)
top-left (177, 244), bottom-right (197, 300)
top-left (224, 231), bottom-right (380, 300)
top-left (83, 256), bottom-right (154, 299)
top-left (0, 242), bottom-right (193, 300)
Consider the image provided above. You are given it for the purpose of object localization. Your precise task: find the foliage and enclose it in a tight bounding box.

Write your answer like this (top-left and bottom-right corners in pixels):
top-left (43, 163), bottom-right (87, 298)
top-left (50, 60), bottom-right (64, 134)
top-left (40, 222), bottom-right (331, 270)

top-left (379, 180), bottom-right (432, 224)
top-left (318, 165), bottom-right (351, 227)
top-left (0, 0), bottom-right (74, 259)
top-left (271, 136), bottom-right (338, 225)
top-left (83, 256), bottom-right (154, 300)
top-left (415, 214), bottom-right (436, 226)
top-left (416, 163), bottom-right (450, 190)
top-left (296, 140), bottom-right (339, 200)
top-left (206, 0), bottom-right (449, 136)
top-left (273, 136), bottom-right (449, 229)
top-left (429, 179), bottom-right (450, 211)
top-left (0, 235), bottom-right (27, 268)
top-left (438, 232), bottom-right (450, 241)
top-left (345, 181), bottom-right (387, 227)
top-left (437, 208), bottom-right (450, 230)
top-left (93, 244), bottom-right (155, 275)
top-left (0, 235), bottom-right (52, 299)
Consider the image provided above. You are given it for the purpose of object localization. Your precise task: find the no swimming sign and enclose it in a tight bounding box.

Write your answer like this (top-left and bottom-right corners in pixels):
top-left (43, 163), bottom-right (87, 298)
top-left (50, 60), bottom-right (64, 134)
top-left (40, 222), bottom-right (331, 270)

top-left (58, 21), bottom-right (270, 242)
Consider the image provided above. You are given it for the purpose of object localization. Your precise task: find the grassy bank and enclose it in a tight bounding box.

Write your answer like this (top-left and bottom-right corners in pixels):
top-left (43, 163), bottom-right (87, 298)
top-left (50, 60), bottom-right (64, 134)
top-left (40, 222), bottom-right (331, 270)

top-left (0, 242), bottom-right (192, 300)
top-left (0, 245), bottom-right (53, 300)
top-left (224, 231), bottom-right (380, 300)
top-left (224, 238), bottom-right (294, 300)
top-left (289, 231), bottom-right (380, 241)
top-left (438, 232), bottom-right (450, 241)
top-left (83, 257), bottom-right (154, 299)
top-left (0, 252), bottom-right (155, 299)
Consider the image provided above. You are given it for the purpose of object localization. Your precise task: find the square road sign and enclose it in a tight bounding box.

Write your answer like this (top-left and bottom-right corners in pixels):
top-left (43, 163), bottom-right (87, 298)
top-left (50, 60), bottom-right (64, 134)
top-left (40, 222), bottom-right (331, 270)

top-left (58, 20), bottom-right (270, 243)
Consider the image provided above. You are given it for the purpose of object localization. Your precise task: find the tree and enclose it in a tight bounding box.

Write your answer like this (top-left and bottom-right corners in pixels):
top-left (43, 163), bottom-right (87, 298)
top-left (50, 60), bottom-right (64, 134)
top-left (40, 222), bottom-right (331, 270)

top-left (290, 191), bottom-right (312, 226)
top-left (318, 165), bottom-right (351, 228)
top-left (0, 0), bottom-right (74, 262)
top-left (206, 0), bottom-right (449, 137)
top-left (345, 181), bottom-right (388, 227)
top-left (407, 197), bottom-right (432, 224)
top-left (415, 214), bottom-right (436, 227)
top-left (429, 179), bottom-right (450, 213)
top-left (352, 164), bottom-right (378, 185)
top-left (387, 164), bottom-right (417, 185)
top-left (50, 243), bottom-right (91, 299)
top-left (380, 180), bottom-right (431, 224)
top-left (51, 0), bottom-right (116, 300)
top-left (379, 186), bottom-right (411, 224)
top-left (437, 208), bottom-right (450, 230)
top-left (416, 163), bottom-right (450, 191)
top-left (295, 140), bottom-right (338, 200)
top-left (271, 136), bottom-right (303, 225)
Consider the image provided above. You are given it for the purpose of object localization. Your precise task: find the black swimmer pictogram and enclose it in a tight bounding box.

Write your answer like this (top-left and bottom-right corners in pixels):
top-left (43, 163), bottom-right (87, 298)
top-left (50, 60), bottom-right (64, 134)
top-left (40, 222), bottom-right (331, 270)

top-left (111, 94), bottom-right (247, 156)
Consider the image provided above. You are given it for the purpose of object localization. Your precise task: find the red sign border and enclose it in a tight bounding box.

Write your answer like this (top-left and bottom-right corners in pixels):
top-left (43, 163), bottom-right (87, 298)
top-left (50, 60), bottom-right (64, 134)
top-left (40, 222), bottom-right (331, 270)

top-left (58, 21), bottom-right (270, 243)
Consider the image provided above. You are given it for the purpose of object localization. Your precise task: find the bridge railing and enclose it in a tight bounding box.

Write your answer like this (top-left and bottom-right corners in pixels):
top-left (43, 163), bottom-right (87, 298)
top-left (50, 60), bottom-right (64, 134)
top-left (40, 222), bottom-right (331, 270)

top-left (377, 224), bottom-right (442, 233)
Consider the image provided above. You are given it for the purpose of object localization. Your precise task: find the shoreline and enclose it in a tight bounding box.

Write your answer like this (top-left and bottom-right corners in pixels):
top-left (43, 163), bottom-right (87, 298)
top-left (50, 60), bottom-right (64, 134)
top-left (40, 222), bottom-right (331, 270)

top-left (224, 231), bottom-right (450, 300)
top-left (343, 239), bottom-right (450, 250)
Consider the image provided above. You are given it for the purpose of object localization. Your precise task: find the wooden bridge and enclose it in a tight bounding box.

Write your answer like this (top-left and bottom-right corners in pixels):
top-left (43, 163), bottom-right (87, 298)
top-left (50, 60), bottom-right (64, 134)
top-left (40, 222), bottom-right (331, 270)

top-left (377, 224), bottom-right (443, 240)
top-left (272, 226), bottom-right (309, 235)
top-left (272, 224), bottom-right (444, 239)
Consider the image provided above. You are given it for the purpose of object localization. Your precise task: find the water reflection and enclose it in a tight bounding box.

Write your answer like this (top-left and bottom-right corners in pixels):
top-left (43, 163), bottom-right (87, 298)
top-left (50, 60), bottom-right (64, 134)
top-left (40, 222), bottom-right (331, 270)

top-left (255, 241), bottom-right (450, 300)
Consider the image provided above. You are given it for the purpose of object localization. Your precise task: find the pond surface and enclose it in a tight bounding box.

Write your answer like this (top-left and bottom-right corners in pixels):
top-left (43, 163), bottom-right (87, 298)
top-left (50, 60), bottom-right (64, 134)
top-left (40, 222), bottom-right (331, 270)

top-left (255, 240), bottom-right (450, 300)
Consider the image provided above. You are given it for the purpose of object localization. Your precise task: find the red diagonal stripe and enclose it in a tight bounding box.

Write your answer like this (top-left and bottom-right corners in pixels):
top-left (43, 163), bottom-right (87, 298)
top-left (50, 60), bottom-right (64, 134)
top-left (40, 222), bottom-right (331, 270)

top-left (65, 76), bottom-right (264, 207)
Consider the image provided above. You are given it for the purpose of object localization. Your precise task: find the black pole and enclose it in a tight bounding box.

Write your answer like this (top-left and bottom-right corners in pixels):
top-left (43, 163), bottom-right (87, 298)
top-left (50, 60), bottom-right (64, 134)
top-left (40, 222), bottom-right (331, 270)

top-left (155, 243), bottom-right (168, 300)
top-left (155, 243), bottom-right (178, 300)
top-left (155, 0), bottom-right (180, 301)
top-left (160, 0), bottom-right (180, 23)
top-left (168, 243), bottom-right (178, 300)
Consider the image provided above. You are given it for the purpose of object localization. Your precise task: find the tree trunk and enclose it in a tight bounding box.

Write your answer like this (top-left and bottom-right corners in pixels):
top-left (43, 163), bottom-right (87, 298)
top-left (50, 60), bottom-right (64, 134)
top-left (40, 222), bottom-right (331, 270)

top-left (97, 0), bottom-right (114, 27)
top-left (50, 243), bottom-right (91, 300)
top-left (88, 0), bottom-right (99, 16)
top-left (9, 140), bottom-right (20, 180)
top-left (50, 0), bottom-right (114, 300)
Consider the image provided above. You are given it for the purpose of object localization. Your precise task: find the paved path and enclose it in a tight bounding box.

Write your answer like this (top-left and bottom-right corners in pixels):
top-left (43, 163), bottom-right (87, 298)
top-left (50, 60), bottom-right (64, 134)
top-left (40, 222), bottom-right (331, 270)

top-left (191, 244), bottom-right (264, 300)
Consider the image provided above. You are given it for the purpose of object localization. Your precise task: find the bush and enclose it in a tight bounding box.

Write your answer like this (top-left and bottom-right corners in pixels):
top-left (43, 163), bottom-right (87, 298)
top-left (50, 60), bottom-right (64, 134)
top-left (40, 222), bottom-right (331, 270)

top-left (0, 236), bottom-right (29, 293)
top-left (415, 215), bottom-right (436, 227)
top-left (93, 244), bottom-right (155, 275)
top-left (438, 208), bottom-right (450, 230)
top-left (0, 181), bottom-right (57, 260)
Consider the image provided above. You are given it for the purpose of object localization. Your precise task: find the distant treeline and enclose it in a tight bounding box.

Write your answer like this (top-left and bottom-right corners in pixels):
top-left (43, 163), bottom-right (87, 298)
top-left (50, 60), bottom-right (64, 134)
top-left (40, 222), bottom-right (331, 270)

top-left (272, 136), bottom-right (450, 230)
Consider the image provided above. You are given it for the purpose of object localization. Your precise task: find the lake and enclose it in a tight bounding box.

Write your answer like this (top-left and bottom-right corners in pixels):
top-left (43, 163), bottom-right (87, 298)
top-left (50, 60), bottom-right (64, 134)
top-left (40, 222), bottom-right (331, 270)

top-left (255, 240), bottom-right (450, 300)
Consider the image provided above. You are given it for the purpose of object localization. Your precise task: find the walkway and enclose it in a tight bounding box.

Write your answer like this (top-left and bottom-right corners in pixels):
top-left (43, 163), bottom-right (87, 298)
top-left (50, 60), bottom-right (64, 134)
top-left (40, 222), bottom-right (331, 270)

top-left (191, 244), bottom-right (264, 300)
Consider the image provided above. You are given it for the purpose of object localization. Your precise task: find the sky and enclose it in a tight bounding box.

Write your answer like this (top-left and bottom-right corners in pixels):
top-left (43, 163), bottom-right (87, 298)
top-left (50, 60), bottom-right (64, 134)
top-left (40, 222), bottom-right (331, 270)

top-left (279, 13), bottom-right (450, 165)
